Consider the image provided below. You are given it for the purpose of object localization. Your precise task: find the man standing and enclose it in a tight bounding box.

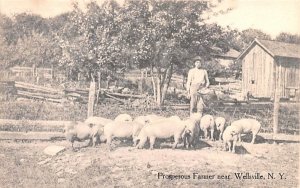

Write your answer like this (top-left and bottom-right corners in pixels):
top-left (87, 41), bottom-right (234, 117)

top-left (186, 56), bottom-right (210, 116)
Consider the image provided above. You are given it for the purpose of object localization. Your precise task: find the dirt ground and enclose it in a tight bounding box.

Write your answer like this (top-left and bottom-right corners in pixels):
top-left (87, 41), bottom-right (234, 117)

top-left (0, 135), bottom-right (299, 188)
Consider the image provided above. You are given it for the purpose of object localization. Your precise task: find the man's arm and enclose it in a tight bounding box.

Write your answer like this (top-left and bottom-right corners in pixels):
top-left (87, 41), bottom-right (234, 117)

top-left (204, 70), bottom-right (209, 88)
top-left (186, 69), bottom-right (193, 93)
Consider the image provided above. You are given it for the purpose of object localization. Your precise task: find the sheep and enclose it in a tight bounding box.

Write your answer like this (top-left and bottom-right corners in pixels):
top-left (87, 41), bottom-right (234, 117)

top-left (215, 117), bottom-right (226, 141)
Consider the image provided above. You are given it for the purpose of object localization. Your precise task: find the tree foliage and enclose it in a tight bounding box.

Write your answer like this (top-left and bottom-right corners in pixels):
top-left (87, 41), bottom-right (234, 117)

top-left (2, 0), bottom-right (281, 105)
top-left (241, 28), bottom-right (271, 45)
top-left (275, 32), bottom-right (300, 44)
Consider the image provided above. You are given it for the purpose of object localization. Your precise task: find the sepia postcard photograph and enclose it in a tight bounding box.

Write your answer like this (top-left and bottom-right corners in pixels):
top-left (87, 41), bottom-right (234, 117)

top-left (0, 0), bottom-right (299, 187)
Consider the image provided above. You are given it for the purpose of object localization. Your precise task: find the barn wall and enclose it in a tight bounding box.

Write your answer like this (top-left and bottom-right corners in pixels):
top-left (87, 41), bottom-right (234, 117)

top-left (242, 44), bottom-right (274, 98)
top-left (276, 58), bottom-right (300, 101)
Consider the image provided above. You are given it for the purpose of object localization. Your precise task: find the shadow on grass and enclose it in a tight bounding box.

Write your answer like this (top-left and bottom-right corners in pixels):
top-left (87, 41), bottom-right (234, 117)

top-left (235, 145), bottom-right (250, 155)
top-left (241, 134), bottom-right (300, 144)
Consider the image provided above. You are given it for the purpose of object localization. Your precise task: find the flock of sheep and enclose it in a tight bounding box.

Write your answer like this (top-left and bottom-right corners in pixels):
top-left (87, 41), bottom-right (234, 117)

top-left (64, 113), bottom-right (261, 153)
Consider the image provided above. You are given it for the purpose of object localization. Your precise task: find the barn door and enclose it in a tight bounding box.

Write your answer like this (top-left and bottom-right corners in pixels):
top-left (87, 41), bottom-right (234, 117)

top-left (285, 62), bottom-right (300, 100)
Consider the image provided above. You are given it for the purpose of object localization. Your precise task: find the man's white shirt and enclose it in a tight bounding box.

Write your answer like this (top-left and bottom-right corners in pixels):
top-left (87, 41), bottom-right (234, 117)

top-left (186, 68), bottom-right (209, 92)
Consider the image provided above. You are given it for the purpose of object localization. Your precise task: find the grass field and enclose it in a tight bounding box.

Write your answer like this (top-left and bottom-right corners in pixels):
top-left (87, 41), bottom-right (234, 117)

top-left (0, 100), bottom-right (298, 134)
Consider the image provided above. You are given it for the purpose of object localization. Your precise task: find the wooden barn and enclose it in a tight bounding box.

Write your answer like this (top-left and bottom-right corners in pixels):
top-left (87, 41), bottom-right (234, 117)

top-left (237, 39), bottom-right (300, 101)
top-left (213, 48), bottom-right (240, 68)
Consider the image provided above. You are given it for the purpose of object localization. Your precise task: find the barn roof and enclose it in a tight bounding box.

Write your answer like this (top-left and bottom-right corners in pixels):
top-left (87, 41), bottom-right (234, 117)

top-left (237, 39), bottom-right (300, 60)
top-left (213, 48), bottom-right (240, 59)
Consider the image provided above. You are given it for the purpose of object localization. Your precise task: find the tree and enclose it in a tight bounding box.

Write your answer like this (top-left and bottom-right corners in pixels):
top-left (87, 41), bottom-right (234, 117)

top-left (0, 0), bottom-right (239, 107)
top-left (57, 1), bottom-right (125, 82)
top-left (0, 13), bottom-right (59, 73)
top-left (241, 28), bottom-right (271, 45)
top-left (275, 32), bottom-right (300, 44)
top-left (120, 0), bottom-right (233, 106)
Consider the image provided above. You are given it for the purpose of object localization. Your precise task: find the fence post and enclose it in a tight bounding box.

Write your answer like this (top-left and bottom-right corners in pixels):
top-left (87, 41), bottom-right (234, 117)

top-left (273, 91), bottom-right (279, 135)
top-left (273, 63), bottom-right (281, 142)
top-left (139, 70), bottom-right (145, 94)
top-left (51, 64), bottom-right (54, 80)
top-left (87, 81), bottom-right (96, 118)
top-left (95, 71), bottom-right (101, 106)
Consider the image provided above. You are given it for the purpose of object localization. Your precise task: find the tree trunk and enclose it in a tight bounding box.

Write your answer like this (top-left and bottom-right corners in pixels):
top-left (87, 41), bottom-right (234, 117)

top-left (96, 71), bottom-right (101, 106)
top-left (182, 74), bottom-right (186, 88)
top-left (161, 64), bottom-right (173, 103)
top-left (87, 81), bottom-right (96, 118)
top-left (156, 75), bottom-right (162, 106)
top-left (150, 65), bottom-right (157, 100)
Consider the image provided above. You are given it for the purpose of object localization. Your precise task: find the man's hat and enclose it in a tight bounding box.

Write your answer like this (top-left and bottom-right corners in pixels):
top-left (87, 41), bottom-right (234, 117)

top-left (193, 56), bottom-right (203, 62)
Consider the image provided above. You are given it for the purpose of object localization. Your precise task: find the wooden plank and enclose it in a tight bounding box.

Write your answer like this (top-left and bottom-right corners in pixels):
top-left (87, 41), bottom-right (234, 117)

top-left (105, 93), bottom-right (125, 104)
top-left (17, 90), bottom-right (62, 99)
top-left (106, 92), bottom-right (145, 99)
top-left (0, 131), bottom-right (64, 141)
top-left (17, 91), bottom-right (62, 103)
top-left (15, 81), bottom-right (63, 94)
top-left (259, 133), bottom-right (299, 142)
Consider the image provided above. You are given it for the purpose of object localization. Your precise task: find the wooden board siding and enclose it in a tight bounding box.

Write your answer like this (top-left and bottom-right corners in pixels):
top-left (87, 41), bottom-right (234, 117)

top-left (277, 59), bottom-right (300, 101)
top-left (242, 44), bottom-right (274, 98)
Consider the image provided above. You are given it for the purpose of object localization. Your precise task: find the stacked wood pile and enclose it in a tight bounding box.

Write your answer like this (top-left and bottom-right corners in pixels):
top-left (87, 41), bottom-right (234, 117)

top-left (15, 81), bottom-right (64, 103)
top-left (0, 81), bottom-right (17, 100)
top-left (4, 81), bottom-right (146, 104)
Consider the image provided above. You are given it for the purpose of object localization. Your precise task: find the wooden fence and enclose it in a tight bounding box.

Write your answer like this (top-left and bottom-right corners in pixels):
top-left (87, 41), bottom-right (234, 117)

top-left (0, 81), bottom-right (146, 104)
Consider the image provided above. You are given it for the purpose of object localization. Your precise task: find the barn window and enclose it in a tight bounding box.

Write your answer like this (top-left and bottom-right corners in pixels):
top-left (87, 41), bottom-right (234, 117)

top-left (251, 80), bottom-right (255, 84)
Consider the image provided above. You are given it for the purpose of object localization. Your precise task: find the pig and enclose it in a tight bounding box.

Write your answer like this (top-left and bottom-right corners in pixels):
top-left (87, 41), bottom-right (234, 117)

top-left (222, 125), bottom-right (239, 153)
top-left (134, 115), bottom-right (150, 125)
top-left (84, 116), bottom-right (113, 127)
top-left (215, 117), bottom-right (226, 140)
top-left (182, 113), bottom-right (202, 149)
top-left (90, 125), bottom-right (105, 144)
top-left (103, 121), bottom-right (144, 147)
top-left (168, 115), bottom-right (181, 121)
top-left (182, 118), bottom-right (200, 149)
top-left (132, 122), bottom-right (146, 146)
top-left (145, 114), bottom-right (165, 123)
top-left (114, 114), bottom-right (132, 122)
top-left (136, 119), bottom-right (187, 150)
top-left (64, 121), bottom-right (100, 149)
top-left (134, 114), bottom-right (166, 125)
top-left (230, 118), bottom-right (261, 144)
top-left (200, 115), bottom-right (215, 140)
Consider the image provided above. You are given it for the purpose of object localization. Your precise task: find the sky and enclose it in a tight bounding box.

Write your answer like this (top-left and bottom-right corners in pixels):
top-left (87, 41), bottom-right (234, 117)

top-left (0, 0), bottom-right (299, 38)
